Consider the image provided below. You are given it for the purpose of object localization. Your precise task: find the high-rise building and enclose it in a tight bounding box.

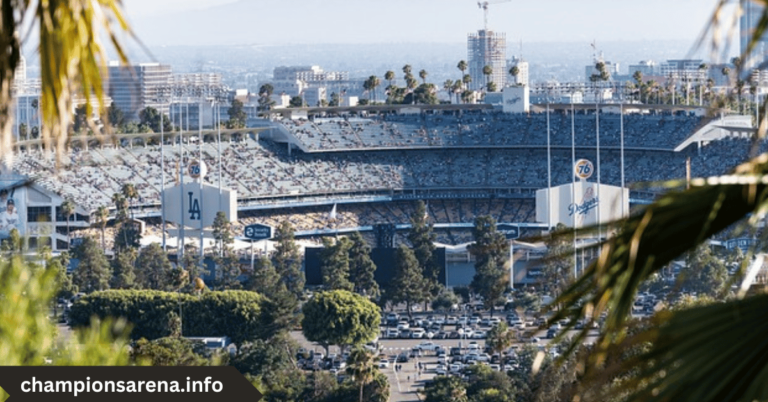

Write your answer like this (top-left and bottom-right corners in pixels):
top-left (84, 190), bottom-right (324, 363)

top-left (14, 55), bottom-right (26, 87)
top-left (628, 60), bottom-right (658, 78)
top-left (507, 56), bottom-right (529, 87)
top-left (468, 30), bottom-right (506, 91)
top-left (106, 62), bottom-right (172, 121)
top-left (741, 1), bottom-right (768, 71)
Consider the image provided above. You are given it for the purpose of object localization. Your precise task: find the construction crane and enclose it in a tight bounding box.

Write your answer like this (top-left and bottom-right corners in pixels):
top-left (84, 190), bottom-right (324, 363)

top-left (477, 0), bottom-right (511, 31)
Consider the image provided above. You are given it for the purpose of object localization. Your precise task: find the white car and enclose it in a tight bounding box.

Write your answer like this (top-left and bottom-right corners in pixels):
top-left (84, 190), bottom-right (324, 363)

top-left (433, 317), bottom-right (446, 325)
top-left (378, 359), bottom-right (390, 368)
top-left (472, 330), bottom-right (487, 339)
top-left (446, 316), bottom-right (458, 325)
top-left (458, 316), bottom-right (469, 324)
top-left (489, 364), bottom-right (501, 371)
top-left (416, 341), bottom-right (439, 351)
top-left (481, 318), bottom-right (491, 326)
top-left (449, 364), bottom-right (463, 373)
top-left (469, 317), bottom-right (481, 325)
top-left (435, 364), bottom-right (448, 375)
top-left (397, 321), bottom-right (410, 330)
top-left (467, 341), bottom-right (480, 350)
top-left (411, 328), bottom-right (426, 338)
top-left (489, 318), bottom-right (501, 326)
top-left (503, 364), bottom-right (515, 372)
top-left (386, 328), bottom-right (399, 338)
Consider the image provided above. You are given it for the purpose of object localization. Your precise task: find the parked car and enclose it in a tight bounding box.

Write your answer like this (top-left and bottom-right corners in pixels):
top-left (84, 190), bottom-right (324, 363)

top-left (397, 320), bottom-right (410, 330)
top-left (416, 341), bottom-right (439, 351)
top-left (446, 316), bottom-right (458, 325)
top-left (489, 364), bottom-right (501, 371)
top-left (399, 329), bottom-right (412, 339)
top-left (396, 353), bottom-right (409, 363)
top-left (378, 359), bottom-right (390, 368)
top-left (472, 330), bottom-right (487, 339)
top-left (481, 318), bottom-right (491, 327)
top-left (411, 328), bottom-right (426, 339)
top-left (435, 364), bottom-right (448, 376)
top-left (386, 328), bottom-right (399, 338)
top-left (489, 317), bottom-right (502, 326)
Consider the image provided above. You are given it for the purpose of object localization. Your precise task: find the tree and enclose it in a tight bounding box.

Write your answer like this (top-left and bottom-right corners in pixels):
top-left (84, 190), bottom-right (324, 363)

top-left (135, 243), bottom-right (177, 290)
top-left (457, 60), bottom-right (468, 80)
top-left (408, 200), bottom-right (439, 307)
top-left (387, 245), bottom-right (426, 319)
top-left (348, 232), bottom-right (379, 298)
top-left (482, 65), bottom-right (493, 91)
top-left (289, 95), bottom-right (304, 108)
top-left (346, 347), bottom-right (377, 402)
top-left (468, 216), bottom-right (509, 317)
top-left (247, 256), bottom-right (299, 337)
top-left (431, 287), bottom-right (460, 318)
top-left (444, 79), bottom-right (454, 100)
top-left (138, 107), bottom-right (171, 133)
top-left (509, 66), bottom-right (520, 85)
top-left (485, 322), bottom-right (515, 354)
top-left (486, 82), bottom-right (497, 93)
top-left (301, 290), bottom-right (380, 356)
top-left (424, 376), bottom-right (468, 402)
top-left (321, 237), bottom-right (353, 291)
top-left (111, 248), bottom-right (137, 289)
top-left (107, 101), bottom-right (125, 129)
top-left (131, 337), bottom-right (209, 366)
top-left (60, 198), bottom-right (75, 249)
top-left (48, 251), bottom-right (78, 302)
top-left (228, 99), bottom-right (247, 128)
top-left (257, 84), bottom-right (275, 112)
top-left (248, 256), bottom-right (281, 295)
top-left (212, 211), bottom-right (234, 258)
top-left (681, 245), bottom-right (728, 297)
top-left (272, 221), bottom-right (305, 297)
top-left (419, 69), bottom-right (428, 84)
top-left (94, 205), bottom-right (109, 251)
top-left (72, 236), bottom-right (111, 293)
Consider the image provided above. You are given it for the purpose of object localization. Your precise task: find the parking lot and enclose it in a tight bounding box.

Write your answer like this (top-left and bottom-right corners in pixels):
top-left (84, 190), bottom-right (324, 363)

top-left (289, 310), bottom-right (601, 402)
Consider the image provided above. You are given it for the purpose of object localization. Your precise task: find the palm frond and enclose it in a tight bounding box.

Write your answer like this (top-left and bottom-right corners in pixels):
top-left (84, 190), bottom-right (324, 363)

top-left (550, 155), bottom-right (768, 362)
top-left (607, 294), bottom-right (768, 402)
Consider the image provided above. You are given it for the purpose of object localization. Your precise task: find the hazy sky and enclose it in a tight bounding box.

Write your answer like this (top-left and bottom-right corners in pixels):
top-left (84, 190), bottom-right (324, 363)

top-left (122, 0), bottom-right (729, 46)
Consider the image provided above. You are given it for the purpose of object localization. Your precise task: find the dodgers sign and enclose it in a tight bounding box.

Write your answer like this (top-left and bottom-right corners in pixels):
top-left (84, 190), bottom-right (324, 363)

top-left (497, 224), bottom-right (520, 240)
top-left (244, 224), bottom-right (272, 241)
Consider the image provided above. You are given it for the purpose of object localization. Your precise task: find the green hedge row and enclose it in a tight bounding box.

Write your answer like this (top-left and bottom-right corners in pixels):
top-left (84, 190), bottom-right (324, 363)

top-left (68, 290), bottom-right (266, 345)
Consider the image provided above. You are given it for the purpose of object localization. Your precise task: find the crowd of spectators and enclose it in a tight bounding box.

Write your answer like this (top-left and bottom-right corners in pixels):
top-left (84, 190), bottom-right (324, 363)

top-left (12, 131), bottom-right (760, 214)
top-left (281, 110), bottom-right (704, 151)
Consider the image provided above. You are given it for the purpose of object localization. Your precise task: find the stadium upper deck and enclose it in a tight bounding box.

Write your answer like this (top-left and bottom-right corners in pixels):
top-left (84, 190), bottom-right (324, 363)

top-left (12, 128), bottom-right (759, 213)
top-left (278, 110), bottom-right (707, 152)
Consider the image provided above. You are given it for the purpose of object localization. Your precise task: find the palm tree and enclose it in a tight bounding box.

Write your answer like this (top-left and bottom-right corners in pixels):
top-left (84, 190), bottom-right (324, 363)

top-left (94, 206), bottom-right (109, 250)
top-left (402, 64), bottom-right (412, 76)
top-left (346, 347), bottom-right (377, 402)
top-left (509, 66), bottom-right (520, 85)
top-left (384, 70), bottom-right (395, 87)
top-left (482, 65), bottom-right (493, 91)
top-left (0, 1), bottom-right (130, 161)
top-left (452, 81), bottom-right (463, 104)
top-left (443, 79), bottom-right (454, 102)
top-left (121, 183), bottom-right (137, 219)
top-left (462, 74), bottom-right (472, 91)
top-left (370, 76), bottom-right (380, 104)
top-left (419, 69), bottom-right (428, 85)
top-left (457, 60), bottom-right (468, 78)
top-left (61, 199), bottom-right (76, 250)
